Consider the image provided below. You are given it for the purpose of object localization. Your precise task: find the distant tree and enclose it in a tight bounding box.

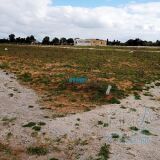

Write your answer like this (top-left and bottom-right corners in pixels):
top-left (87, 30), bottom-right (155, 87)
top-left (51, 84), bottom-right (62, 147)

top-left (148, 41), bottom-right (153, 46)
top-left (15, 37), bottom-right (21, 43)
top-left (42, 36), bottom-right (50, 45)
top-left (21, 38), bottom-right (26, 44)
top-left (107, 39), bottom-right (121, 45)
top-left (107, 39), bottom-right (109, 45)
top-left (26, 35), bottom-right (36, 44)
top-left (155, 40), bottom-right (160, 46)
top-left (67, 38), bottom-right (74, 45)
top-left (125, 38), bottom-right (144, 46)
top-left (0, 38), bottom-right (9, 43)
top-left (1, 34), bottom-right (160, 47)
top-left (9, 34), bottom-right (15, 42)
top-left (60, 37), bottom-right (67, 45)
top-left (51, 37), bottom-right (60, 45)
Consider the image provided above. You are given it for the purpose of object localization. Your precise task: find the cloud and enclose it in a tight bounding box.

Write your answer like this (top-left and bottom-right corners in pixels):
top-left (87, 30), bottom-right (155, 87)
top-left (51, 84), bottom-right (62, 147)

top-left (0, 0), bottom-right (159, 41)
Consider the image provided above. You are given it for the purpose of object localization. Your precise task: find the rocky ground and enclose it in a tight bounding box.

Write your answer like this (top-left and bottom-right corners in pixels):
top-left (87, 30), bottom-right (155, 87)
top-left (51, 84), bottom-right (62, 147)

top-left (0, 70), bottom-right (160, 160)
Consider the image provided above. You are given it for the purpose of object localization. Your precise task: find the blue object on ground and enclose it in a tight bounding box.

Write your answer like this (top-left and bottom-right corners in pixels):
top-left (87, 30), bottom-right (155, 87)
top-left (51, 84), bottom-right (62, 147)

top-left (69, 77), bottom-right (87, 84)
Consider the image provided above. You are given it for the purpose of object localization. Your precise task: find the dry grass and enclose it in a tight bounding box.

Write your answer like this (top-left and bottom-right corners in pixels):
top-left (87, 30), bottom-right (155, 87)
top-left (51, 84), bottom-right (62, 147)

top-left (0, 44), bottom-right (160, 114)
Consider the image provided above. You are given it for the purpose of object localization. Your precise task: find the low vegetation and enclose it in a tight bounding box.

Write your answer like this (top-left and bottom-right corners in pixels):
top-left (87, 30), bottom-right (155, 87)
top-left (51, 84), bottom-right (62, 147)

top-left (98, 144), bottom-right (110, 160)
top-left (111, 133), bottom-right (120, 139)
top-left (134, 92), bottom-right (141, 100)
top-left (0, 142), bottom-right (17, 159)
top-left (22, 122), bottom-right (36, 127)
top-left (22, 122), bottom-right (45, 131)
top-left (0, 44), bottom-right (160, 114)
top-left (129, 126), bottom-right (139, 131)
top-left (1, 117), bottom-right (16, 126)
top-left (49, 158), bottom-right (59, 160)
top-left (97, 121), bottom-right (108, 127)
top-left (141, 130), bottom-right (152, 136)
top-left (27, 146), bottom-right (48, 156)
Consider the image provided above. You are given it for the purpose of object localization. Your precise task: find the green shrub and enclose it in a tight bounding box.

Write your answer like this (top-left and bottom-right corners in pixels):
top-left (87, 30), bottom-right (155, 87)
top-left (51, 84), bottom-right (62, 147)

top-left (108, 97), bottom-right (121, 104)
top-left (98, 144), bottom-right (110, 160)
top-left (32, 126), bottom-right (41, 131)
top-left (37, 76), bottom-right (51, 85)
top-left (131, 85), bottom-right (143, 91)
top-left (0, 62), bottom-right (9, 69)
top-left (129, 126), bottom-right (139, 131)
top-left (103, 123), bottom-right (109, 127)
top-left (98, 121), bottom-right (103, 125)
top-left (134, 92), bottom-right (141, 100)
top-left (155, 82), bottom-right (160, 86)
top-left (56, 81), bottom-right (67, 91)
top-left (111, 133), bottom-right (119, 139)
top-left (19, 73), bottom-right (32, 82)
top-left (141, 130), bottom-right (152, 135)
top-left (22, 122), bottom-right (36, 127)
top-left (27, 146), bottom-right (48, 156)
top-left (87, 81), bottom-right (124, 104)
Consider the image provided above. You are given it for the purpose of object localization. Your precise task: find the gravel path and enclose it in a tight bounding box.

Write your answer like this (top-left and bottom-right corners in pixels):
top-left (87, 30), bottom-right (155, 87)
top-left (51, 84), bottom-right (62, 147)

top-left (0, 70), bottom-right (160, 160)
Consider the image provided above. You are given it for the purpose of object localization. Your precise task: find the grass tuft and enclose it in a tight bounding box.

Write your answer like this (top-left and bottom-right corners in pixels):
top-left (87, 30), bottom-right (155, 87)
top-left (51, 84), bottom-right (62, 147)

top-left (32, 126), bottom-right (41, 131)
top-left (27, 146), bottom-right (48, 156)
top-left (98, 144), bottom-right (110, 160)
top-left (129, 126), bottom-right (139, 131)
top-left (141, 130), bottom-right (152, 136)
top-left (22, 122), bottom-right (36, 127)
top-left (19, 72), bottom-right (32, 82)
top-left (0, 62), bottom-right (9, 69)
top-left (111, 133), bottom-right (120, 139)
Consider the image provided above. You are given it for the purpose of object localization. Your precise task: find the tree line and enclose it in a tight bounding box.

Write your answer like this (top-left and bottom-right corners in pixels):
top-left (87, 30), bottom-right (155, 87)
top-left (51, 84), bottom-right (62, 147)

top-left (107, 39), bottom-right (160, 46)
top-left (42, 37), bottom-right (74, 45)
top-left (0, 34), bottom-right (160, 46)
top-left (0, 34), bottom-right (74, 45)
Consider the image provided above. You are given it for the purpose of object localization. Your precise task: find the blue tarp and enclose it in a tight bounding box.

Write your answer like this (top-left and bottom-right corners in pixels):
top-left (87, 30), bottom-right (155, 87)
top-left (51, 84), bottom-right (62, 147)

top-left (68, 77), bottom-right (87, 84)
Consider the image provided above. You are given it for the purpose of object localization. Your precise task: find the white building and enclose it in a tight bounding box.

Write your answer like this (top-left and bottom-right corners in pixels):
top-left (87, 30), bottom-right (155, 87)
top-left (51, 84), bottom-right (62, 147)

top-left (74, 38), bottom-right (107, 46)
top-left (74, 39), bottom-right (92, 46)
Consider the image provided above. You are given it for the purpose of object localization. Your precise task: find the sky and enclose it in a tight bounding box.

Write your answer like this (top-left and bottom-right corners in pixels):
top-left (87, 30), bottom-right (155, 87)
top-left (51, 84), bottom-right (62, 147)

top-left (54, 0), bottom-right (158, 7)
top-left (0, 0), bottom-right (160, 41)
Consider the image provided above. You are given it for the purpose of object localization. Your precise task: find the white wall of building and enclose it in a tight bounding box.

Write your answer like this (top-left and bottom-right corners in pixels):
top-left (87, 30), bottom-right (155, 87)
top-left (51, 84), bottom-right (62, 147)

top-left (74, 39), bottom-right (91, 46)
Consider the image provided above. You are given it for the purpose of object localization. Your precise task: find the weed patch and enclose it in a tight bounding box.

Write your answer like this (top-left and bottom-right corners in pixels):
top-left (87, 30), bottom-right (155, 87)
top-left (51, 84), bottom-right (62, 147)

top-left (129, 126), bottom-right (139, 131)
top-left (98, 144), bottom-right (110, 160)
top-left (32, 126), bottom-right (41, 131)
top-left (111, 133), bottom-right (120, 139)
top-left (141, 130), bottom-right (152, 136)
top-left (155, 82), bottom-right (160, 86)
top-left (0, 143), bottom-right (12, 154)
top-left (27, 146), bottom-right (48, 156)
top-left (22, 122), bottom-right (36, 127)
top-left (134, 92), bottom-right (141, 100)
top-left (19, 72), bottom-right (32, 82)
top-left (0, 62), bottom-right (9, 69)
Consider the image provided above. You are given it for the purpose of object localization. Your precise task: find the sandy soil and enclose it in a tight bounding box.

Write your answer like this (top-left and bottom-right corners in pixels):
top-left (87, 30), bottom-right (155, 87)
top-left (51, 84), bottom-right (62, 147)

top-left (0, 70), bottom-right (160, 160)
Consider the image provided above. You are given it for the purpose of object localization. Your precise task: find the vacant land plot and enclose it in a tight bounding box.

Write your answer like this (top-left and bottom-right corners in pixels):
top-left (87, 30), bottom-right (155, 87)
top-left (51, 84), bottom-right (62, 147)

top-left (0, 45), bottom-right (160, 160)
top-left (0, 44), bottom-right (160, 114)
top-left (0, 67), bottom-right (160, 160)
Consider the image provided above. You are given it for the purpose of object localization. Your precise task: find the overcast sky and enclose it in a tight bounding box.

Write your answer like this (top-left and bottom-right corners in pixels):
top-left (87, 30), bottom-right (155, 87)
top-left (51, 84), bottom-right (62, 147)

top-left (0, 0), bottom-right (160, 41)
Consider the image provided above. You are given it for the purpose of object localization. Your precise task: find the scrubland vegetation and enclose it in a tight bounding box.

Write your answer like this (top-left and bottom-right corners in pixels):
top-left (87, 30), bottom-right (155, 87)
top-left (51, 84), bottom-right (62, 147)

top-left (0, 44), bottom-right (160, 114)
